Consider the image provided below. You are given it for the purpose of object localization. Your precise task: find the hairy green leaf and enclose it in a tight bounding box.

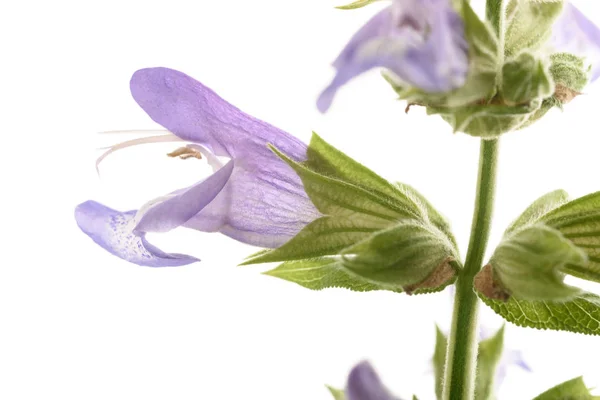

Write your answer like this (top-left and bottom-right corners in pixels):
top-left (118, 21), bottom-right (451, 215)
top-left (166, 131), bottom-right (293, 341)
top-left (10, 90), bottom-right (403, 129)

top-left (262, 258), bottom-right (390, 292)
top-left (517, 53), bottom-right (590, 128)
top-left (490, 224), bottom-right (585, 301)
top-left (427, 100), bottom-right (542, 138)
top-left (433, 326), bottom-right (447, 400)
top-left (243, 217), bottom-right (384, 264)
top-left (395, 183), bottom-right (458, 249)
top-left (533, 377), bottom-right (600, 400)
top-left (549, 53), bottom-right (590, 104)
top-left (306, 133), bottom-right (413, 202)
top-left (478, 291), bottom-right (600, 335)
top-left (326, 385), bottom-right (346, 400)
top-left (504, 0), bottom-right (564, 56)
top-left (502, 53), bottom-right (554, 106)
top-left (505, 189), bottom-right (569, 234)
top-left (541, 191), bottom-right (600, 283)
top-left (341, 221), bottom-right (458, 291)
top-left (272, 146), bottom-right (421, 222)
top-left (485, 0), bottom-right (503, 36)
top-left (475, 326), bottom-right (505, 400)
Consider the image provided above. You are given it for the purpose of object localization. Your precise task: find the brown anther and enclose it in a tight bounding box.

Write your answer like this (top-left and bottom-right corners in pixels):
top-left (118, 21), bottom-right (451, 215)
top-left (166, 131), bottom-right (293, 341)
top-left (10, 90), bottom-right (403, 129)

top-left (167, 147), bottom-right (203, 160)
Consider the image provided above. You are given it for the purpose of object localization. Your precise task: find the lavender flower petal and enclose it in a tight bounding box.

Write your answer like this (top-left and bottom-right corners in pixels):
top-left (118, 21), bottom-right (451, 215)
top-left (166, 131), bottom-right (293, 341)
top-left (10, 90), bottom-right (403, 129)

top-left (318, 0), bottom-right (468, 112)
top-left (346, 361), bottom-right (399, 400)
top-left (130, 68), bottom-right (320, 248)
top-left (135, 159), bottom-right (234, 233)
top-left (130, 68), bottom-right (308, 161)
top-left (494, 349), bottom-right (531, 392)
top-left (75, 201), bottom-right (199, 267)
top-left (553, 3), bottom-right (600, 81)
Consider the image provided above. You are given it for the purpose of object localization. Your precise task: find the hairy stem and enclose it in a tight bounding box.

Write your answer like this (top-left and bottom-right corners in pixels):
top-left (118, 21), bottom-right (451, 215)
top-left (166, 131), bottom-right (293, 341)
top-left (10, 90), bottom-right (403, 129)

top-left (442, 139), bottom-right (499, 400)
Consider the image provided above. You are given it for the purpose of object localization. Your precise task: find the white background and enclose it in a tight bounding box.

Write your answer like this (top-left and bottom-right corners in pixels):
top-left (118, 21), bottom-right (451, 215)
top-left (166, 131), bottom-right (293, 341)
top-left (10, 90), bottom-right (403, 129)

top-left (2, 0), bottom-right (600, 399)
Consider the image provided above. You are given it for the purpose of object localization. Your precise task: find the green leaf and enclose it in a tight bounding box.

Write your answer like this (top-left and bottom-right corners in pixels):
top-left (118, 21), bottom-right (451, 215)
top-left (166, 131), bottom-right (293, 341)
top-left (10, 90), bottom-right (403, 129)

top-left (533, 377), bottom-right (600, 400)
top-left (490, 224), bottom-right (585, 301)
top-left (263, 257), bottom-right (390, 292)
top-left (341, 221), bottom-right (458, 292)
top-left (475, 326), bottom-right (505, 400)
top-left (504, 189), bottom-right (569, 235)
top-left (432, 325), bottom-right (506, 400)
top-left (504, 0), bottom-right (564, 56)
top-left (541, 191), bottom-right (600, 283)
top-left (517, 53), bottom-right (591, 128)
top-left (306, 133), bottom-right (409, 201)
top-left (433, 326), bottom-right (447, 400)
top-left (549, 53), bottom-right (590, 104)
top-left (485, 0), bottom-right (503, 36)
top-left (335, 0), bottom-right (383, 10)
top-left (478, 291), bottom-right (600, 335)
top-left (326, 385), bottom-right (346, 400)
top-left (243, 217), bottom-right (384, 264)
top-left (427, 100), bottom-right (542, 138)
top-left (271, 145), bottom-right (422, 222)
top-left (502, 53), bottom-right (554, 106)
top-left (394, 183), bottom-right (458, 249)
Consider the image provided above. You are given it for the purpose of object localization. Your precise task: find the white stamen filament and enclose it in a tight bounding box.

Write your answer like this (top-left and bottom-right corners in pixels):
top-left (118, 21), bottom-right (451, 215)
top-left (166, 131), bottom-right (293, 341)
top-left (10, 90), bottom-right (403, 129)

top-left (98, 129), bottom-right (170, 135)
top-left (96, 133), bottom-right (184, 173)
top-left (95, 130), bottom-right (229, 229)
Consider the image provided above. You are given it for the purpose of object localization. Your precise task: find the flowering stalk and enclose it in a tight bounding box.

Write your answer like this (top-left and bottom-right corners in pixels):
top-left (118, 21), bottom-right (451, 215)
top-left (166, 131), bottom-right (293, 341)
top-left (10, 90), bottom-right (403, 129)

top-left (439, 2), bottom-right (504, 398)
top-left (443, 139), bottom-right (499, 400)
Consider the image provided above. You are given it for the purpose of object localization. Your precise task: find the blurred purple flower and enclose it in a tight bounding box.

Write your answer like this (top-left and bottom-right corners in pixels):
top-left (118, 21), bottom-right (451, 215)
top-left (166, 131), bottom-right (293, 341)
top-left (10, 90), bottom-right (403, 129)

top-left (317, 0), bottom-right (468, 112)
top-left (477, 325), bottom-right (531, 392)
top-left (552, 3), bottom-right (600, 81)
top-left (75, 68), bottom-right (321, 267)
top-left (346, 361), bottom-right (401, 400)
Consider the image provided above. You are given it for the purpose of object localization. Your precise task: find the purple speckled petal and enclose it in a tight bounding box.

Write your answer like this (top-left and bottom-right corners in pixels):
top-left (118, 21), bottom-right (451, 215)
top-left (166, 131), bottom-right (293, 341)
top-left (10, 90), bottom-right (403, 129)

top-left (318, 0), bottom-right (468, 112)
top-left (553, 3), bottom-right (600, 81)
top-left (75, 201), bottom-right (199, 267)
top-left (130, 68), bottom-right (321, 248)
top-left (346, 361), bottom-right (399, 400)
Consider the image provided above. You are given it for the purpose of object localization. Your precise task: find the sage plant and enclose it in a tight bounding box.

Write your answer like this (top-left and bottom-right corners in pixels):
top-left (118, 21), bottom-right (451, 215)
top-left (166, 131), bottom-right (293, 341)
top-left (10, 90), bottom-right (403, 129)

top-left (76, 0), bottom-right (600, 398)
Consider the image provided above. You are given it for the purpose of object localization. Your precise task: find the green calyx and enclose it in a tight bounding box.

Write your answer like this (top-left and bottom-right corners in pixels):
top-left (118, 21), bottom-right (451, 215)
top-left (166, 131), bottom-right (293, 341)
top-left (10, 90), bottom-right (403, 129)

top-left (386, 0), bottom-right (590, 138)
top-left (243, 133), bottom-right (461, 294)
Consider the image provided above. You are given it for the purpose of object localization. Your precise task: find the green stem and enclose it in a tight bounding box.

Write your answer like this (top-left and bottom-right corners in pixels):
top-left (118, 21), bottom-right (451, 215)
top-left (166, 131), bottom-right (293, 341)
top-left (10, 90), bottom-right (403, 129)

top-left (442, 139), bottom-right (499, 400)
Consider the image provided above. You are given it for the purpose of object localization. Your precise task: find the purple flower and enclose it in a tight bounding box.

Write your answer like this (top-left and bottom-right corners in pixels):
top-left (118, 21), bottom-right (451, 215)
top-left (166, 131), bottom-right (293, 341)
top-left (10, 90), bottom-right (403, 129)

top-left (552, 3), bottom-right (600, 82)
top-left (346, 361), bottom-right (401, 400)
top-left (75, 68), bottom-right (321, 267)
top-left (317, 0), bottom-right (468, 112)
top-left (477, 325), bottom-right (531, 392)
